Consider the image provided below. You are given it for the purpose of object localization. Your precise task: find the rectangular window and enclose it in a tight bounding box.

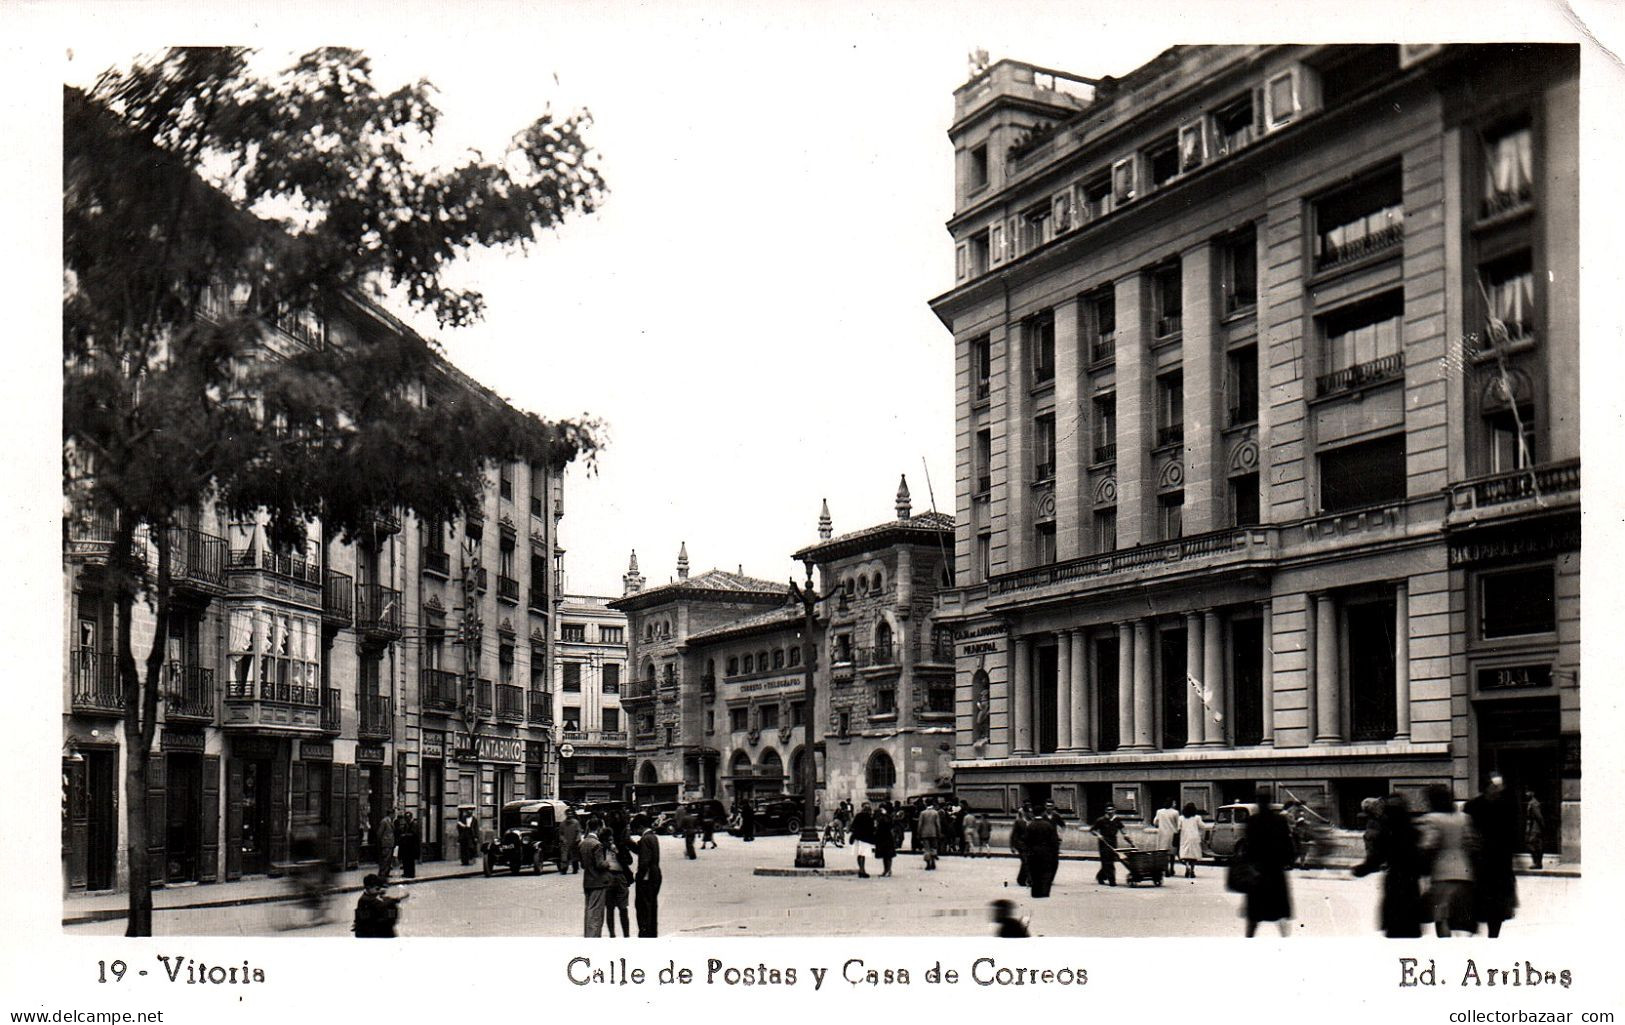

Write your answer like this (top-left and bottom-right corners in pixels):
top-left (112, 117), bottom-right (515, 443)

top-left (1146, 134), bottom-right (1180, 189)
top-left (499, 541), bottom-right (516, 578)
top-left (1319, 434), bottom-right (1406, 512)
top-left (967, 143), bottom-right (989, 192)
top-left (1020, 202), bottom-right (1052, 253)
top-left (1034, 522), bottom-right (1057, 565)
top-left (876, 688), bottom-right (897, 714)
top-left (1482, 118), bottom-right (1533, 217)
top-left (977, 532), bottom-right (992, 582)
top-left (1231, 473), bottom-right (1260, 527)
top-left (560, 623), bottom-right (586, 643)
top-left (1227, 346), bottom-right (1259, 425)
top-left (1152, 262), bottom-right (1182, 337)
top-left (730, 707), bottom-right (749, 732)
top-left (599, 625), bottom-right (624, 644)
top-left (972, 334), bottom-right (992, 401)
top-left (562, 663), bottom-right (581, 692)
top-left (1319, 292), bottom-right (1404, 394)
top-left (529, 648), bottom-right (545, 689)
top-left (1093, 394), bottom-right (1117, 463)
top-left (1077, 173), bottom-right (1113, 223)
top-left (759, 704), bottom-right (780, 730)
top-left (726, 656), bottom-right (739, 676)
top-left (1034, 413), bottom-right (1056, 480)
top-left (1481, 251), bottom-right (1536, 344)
top-left (499, 464), bottom-right (514, 501)
top-left (1346, 597), bottom-right (1398, 742)
top-left (1158, 493), bottom-right (1184, 541)
top-left (1156, 372), bottom-right (1184, 447)
top-left (975, 429), bottom-right (992, 494)
top-left (791, 701), bottom-right (806, 727)
top-left (602, 663), bottom-right (620, 693)
top-left (563, 706), bottom-right (581, 731)
top-left (1480, 566), bottom-right (1556, 638)
top-left (1084, 286), bottom-right (1116, 362)
top-left (1222, 229), bottom-right (1258, 315)
top-left (968, 230), bottom-right (991, 277)
top-left (1212, 92), bottom-right (1255, 157)
top-left (1027, 311), bottom-right (1056, 386)
top-left (1094, 508), bottom-right (1118, 553)
top-left (705, 710), bottom-right (715, 734)
top-left (1314, 165), bottom-right (1404, 271)
top-left (772, 648), bottom-right (785, 669)
top-left (601, 708), bottom-right (620, 732)
top-left (499, 644), bottom-right (514, 686)
top-left (838, 710), bottom-right (851, 737)
top-left (1486, 406), bottom-right (1537, 473)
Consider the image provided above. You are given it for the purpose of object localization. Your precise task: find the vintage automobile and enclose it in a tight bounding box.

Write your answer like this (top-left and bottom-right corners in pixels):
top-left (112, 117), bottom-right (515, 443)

top-left (731, 795), bottom-right (808, 836)
top-left (654, 799), bottom-right (727, 835)
top-left (483, 799), bottom-right (570, 876)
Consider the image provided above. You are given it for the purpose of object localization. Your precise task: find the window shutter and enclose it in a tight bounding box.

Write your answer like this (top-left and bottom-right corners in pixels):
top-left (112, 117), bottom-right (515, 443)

top-left (1111, 157), bottom-right (1137, 206)
top-left (1052, 191), bottom-right (1072, 233)
top-left (1007, 216), bottom-right (1020, 258)
top-left (199, 755), bottom-right (220, 883)
top-left (345, 764), bottom-right (361, 869)
top-left (1252, 85), bottom-right (1267, 138)
top-left (146, 757), bottom-right (166, 884)
top-left (1179, 119), bottom-right (1207, 174)
top-left (269, 755), bottom-right (289, 867)
top-left (328, 764), bottom-right (347, 868)
top-left (224, 759), bottom-right (244, 880)
top-left (955, 242), bottom-right (969, 283)
top-left (990, 222), bottom-right (1005, 265)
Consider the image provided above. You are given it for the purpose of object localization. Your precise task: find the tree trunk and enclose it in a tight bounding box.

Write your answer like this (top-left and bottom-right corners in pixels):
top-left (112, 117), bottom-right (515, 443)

top-left (119, 522), bottom-right (171, 937)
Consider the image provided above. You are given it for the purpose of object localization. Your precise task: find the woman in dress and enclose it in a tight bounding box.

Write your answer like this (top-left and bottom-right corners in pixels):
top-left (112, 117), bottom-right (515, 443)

top-left (1420, 784), bottom-right (1475, 937)
top-left (1176, 802), bottom-right (1208, 879)
top-left (1241, 792), bottom-right (1294, 937)
top-left (1351, 794), bottom-right (1425, 937)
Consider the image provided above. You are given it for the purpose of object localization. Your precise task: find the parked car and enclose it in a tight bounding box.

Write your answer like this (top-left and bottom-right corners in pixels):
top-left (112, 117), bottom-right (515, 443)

top-left (483, 799), bottom-right (570, 875)
top-left (640, 801), bottom-right (680, 832)
top-left (731, 796), bottom-right (809, 836)
top-left (657, 799), bottom-right (727, 835)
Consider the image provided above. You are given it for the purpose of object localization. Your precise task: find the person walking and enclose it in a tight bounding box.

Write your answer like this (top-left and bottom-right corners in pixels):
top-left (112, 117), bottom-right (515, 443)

top-left (740, 797), bottom-right (756, 843)
top-left (1523, 791), bottom-right (1546, 871)
top-left (351, 874), bottom-right (408, 938)
top-left (633, 815), bottom-right (662, 937)
top-left (579, 815), bottom-right (612, 937)
top-left (873, 805), bottom-right (897, 877)
top-left (1010, 806), bottom-right (1032, 886)
top-left (701, 809), bottom-right (718, 849)
top-left (1089, 805), bottom-right (1128, 886)
top-left (682, 808), bottom-right (698, 860)
top-left (375, 809), bottom-right (396, 881)
top-left (560, 811), bottom-right (583, 874)
top-left (1154, 800), bottom-right (1181, 876)
top-left (1241, 792), bottom-right (1295, 937)
top-left (1351, 794), bottom-right (1425, 938)
top-left (1465, 774), bottom-right (1518, 938)
top-left (976, 811), bottom-right (993, 856)
top-left (456, 807), bottom-right (479, 867)
top-left (1420, 783), bottom-right (1476, 937)
top-left (916, 800), bottom-right (942, 870)
top-left (395, 810), bottom-right (421, 880)
top-left (601, 827), bottom-right (633, 938)
top-left (962, 812), bottom-right (979, 857)
top-left (851, 802), bottom-right (875, 878)
top-left (1024, 809), bottom-right (1061, 898)
top-left (1177, 803), bottom-right (1208, 879)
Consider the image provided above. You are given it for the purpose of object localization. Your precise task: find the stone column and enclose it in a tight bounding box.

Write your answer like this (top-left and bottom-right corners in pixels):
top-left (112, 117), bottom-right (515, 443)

top-left (1070, 629), bottom-right (1091, 751)
top-left (1394, 580), bottom-right (1411, 740)
top-left (1203, 609), bottom-right (1225, 746)
top-left (1184, 612), bottom-right (1204, 748)
top-left (1132, 619), bottom-right (1156, 750)
top-left (1055, 631), bottom-right (1073, 754)
top-left (1113, 273), bottom-right (1152, 547)
top-left (1012, 634), bottom-right (1033, 755)
top-left (1117, 622), bottom-right (1135, 749)
top-left (1315, 593), bottom-right (1342, 743)
top-left (1260, 602), bottom-right (1275, 746)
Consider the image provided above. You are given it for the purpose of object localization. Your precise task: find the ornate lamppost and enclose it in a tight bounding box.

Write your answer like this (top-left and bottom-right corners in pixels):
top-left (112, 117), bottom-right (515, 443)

top-left (788, 555), bottom-right (838, 868)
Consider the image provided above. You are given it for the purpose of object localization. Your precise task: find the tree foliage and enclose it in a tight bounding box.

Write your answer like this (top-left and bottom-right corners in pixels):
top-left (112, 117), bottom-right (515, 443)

top-left (62, 47), bottom-right (606, 934)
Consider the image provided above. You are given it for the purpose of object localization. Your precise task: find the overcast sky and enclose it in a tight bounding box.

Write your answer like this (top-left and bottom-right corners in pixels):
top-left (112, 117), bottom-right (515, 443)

top-left (51, 1), bottom-right (1620, 598)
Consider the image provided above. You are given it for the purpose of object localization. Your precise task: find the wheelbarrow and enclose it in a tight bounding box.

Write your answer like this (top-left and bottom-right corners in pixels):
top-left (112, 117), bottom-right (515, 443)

top-left (1108, 845), bottom-right (1165, 887)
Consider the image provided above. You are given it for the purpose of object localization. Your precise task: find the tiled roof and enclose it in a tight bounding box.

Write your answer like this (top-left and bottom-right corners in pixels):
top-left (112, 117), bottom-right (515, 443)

top-left (608, 568), bottom-right (788, 611)
top-left (794, 511), bottom-right (955, 560)
top-left (684, 603), bottom-right (809, 644)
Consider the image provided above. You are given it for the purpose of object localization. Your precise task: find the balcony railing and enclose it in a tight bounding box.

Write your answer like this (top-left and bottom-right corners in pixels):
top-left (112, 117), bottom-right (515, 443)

top-left (320, 687), bottom-right (342, 734)
top-left (1093, 441), bottom-right (1117, 464)
top-left (1482, 181), bottom-right (1534, 220)
top-left (976, 474), bottom-right (992, 495)
top-left (476, 679), bottom-right (494, 715)
top-left (622, 682), bottom-right (655, 702)
top-left (1155, 424), bottom-right (1184, 448)
top-left (164, 526), bottom-right (227, 592)
top-left (230, 546), bottom-right (323, 585)
top-left (1089, 332), bottom-right (1116, 363)
top-left (322, 570), bottom-right (353, 627)
top-left (975, 379), bottom-right (990, 401)
top-left (529, 585), bottom-right (548, 611)
top-left (1317, 352), bottom-right (1404, 397)
top-left (356, 584), bottom-right (402, 639)
top-left (421, 668), bottom-right (461, 713)
top-left (164, 663), bottom-right (215, 722)
top-left (1315, 220), bottom-right (1404, 272)
top-left (358, 694), bottom-right (392, 740)
top-left (989, 526), bottom-right (1269, 598)
top-left (527, 690), bottom-right (553, 725)
top-left (423, 549), bottom-right (450, 577)
top-left (854, 643), bottom-right (897, 668)
top-left (496, 683), bottom-right (525, 722)
top-left (70, 648), bottom-right (123, 715)
top-left (921, 636), bottom-right (955, 663)
top-left (497, 574), bottom-right (520, 604)
top-left (1447, 459), bottom-right (1580, 514)
top-left (1225, 288), bottom-right (1258, 316)
top-left (1154, 313), bottom-right (1183, 338)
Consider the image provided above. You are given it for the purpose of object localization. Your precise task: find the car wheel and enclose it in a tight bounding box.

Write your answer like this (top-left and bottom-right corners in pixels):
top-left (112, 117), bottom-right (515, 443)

top-left (786, 817), bottom-right (801, 835)
top-left (534, 850), bottom-right (545, 875)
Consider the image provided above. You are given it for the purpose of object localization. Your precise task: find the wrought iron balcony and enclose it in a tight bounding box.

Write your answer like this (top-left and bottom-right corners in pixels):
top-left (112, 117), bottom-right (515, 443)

top-left (164, 662), bottom-right (215, 723)
top-left (1093, 441), bottom-right (1117, 464)
top-left (64, 509), bottom-right (121, 562)
top-left (921, 635), bottom-right (955, 664)
top-left (70, 648), bottom-right (123, 716)
top-left (322, 570), bottom-right (353, 627)
top-left (320, 687), bottom-right (342, 734)
top-left (527, 689), bottom-right (553, 725)
top-left (1155, 424), bottom-right (1184, 448)
top-left (497, 574), bottom-right (520, 604)
top-left (356, 584), bottom-right (402, 640)
top-left (420, 668), bottom-right (461, 713)
top-left (1089, 334), bottom-right (1116, 363)
top-left (164, 526), bottom-right (227, 593)
top-left (621, 682), bottom-right (656, 703)
top-left (1316, 353), bottom-right (1403, 397)
top-left (358, 694), bottom-right (392, 740)
top-left (854, 643), bottom-right (897, 668)
top-left (1315, 221), bottom-right (1404, 272)
top-left (1155, 313), bottom-right (1183, 338)
top-left (1228, 399), bottom-right (1259, 427)
top-left (496, 683), bottom-right (525, 723)
top-left (1482, 180), bottom-right (1534, 220)
top-left (529, 584), bottom-right (548, 611)
top-left (476, 679), bottom-right (494, 715)
top-left (423, 549), bottom-right (450, 577)
top-left (229, 546), bottom-right (322, 585)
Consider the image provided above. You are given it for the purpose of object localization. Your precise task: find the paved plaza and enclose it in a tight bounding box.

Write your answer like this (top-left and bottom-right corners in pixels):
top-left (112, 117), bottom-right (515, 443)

top-left (63, 833), bottom-right (1581, 938)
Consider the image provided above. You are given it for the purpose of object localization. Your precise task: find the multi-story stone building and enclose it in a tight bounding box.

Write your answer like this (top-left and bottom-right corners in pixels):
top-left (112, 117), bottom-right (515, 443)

top-left (64, 299), bottom-right (567, 892)
top-left (555, 591), bottom-right (632, 803)
top-left (930, 45), bottom-right (1579, 859)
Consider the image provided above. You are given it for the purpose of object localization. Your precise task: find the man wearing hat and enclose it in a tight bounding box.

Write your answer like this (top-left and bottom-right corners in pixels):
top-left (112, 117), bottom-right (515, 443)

top-left (1090, 804), bottom-right (1129, 886)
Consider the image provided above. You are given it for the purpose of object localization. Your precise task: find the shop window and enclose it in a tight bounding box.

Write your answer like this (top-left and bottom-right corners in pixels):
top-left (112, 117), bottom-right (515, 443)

top-left (1345, 596), bottom-right (1398, 742)
top-left (1479, 566), bottom-right (1556, 638)
top-left (1319, 434), bottom-right (1406, 512)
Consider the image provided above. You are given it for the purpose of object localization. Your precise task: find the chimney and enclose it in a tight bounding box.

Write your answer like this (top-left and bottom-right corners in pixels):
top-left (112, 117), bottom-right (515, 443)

top-left (896, 474), bottom-right (912, 520)
top-left (622, 549), bottom-right (645, 597)
top-left (818, 498), bottom-right (832, 540)
top-left (677, 542), bottom-right (690, 581)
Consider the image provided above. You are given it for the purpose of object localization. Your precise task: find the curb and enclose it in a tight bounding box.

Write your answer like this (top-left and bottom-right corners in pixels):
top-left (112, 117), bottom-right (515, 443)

top-left (752, 867), bottom-right (862, 877)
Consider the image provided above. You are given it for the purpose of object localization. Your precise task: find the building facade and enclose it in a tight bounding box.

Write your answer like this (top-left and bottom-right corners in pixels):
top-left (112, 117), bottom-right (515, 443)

top-left (930, 45), bottom-right (1579, 858)
top-left (64, 299), bottom-right (567, 893)
top-left (555, 592), bottom-right (632, 803)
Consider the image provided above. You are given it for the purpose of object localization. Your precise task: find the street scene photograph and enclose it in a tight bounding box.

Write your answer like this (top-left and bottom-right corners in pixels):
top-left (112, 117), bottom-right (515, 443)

top-left (51, 14), bottom-right (1591, 946)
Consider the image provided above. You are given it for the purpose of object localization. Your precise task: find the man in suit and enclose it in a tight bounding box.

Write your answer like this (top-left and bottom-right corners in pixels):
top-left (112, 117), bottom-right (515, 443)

top-left (578, 815), bottom-right (612, 937)
top-left (632, 815), bottom-right (662, 937)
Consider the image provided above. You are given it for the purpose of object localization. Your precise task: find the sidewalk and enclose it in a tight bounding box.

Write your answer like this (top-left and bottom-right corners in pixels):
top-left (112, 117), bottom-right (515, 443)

top-left (62, 858), bottom-right (486, 925)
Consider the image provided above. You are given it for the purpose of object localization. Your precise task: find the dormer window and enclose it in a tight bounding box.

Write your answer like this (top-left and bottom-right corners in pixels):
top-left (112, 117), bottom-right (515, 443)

top-left (1146, 134), bottom-right (1180, 190)
top-left (1212, 93), bottom-right (1256, 157)
top-left (1076, 174), bottom-right (1113, 223)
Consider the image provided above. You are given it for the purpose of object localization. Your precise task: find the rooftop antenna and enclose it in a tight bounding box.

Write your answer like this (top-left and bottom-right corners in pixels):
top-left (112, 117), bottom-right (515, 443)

top-left (921, 457), bottom-right (955, 587)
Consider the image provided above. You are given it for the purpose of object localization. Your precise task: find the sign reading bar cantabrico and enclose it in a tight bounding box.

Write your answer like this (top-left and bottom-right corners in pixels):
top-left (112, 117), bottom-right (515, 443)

top-left (452, 733), bottom-right (524, 764)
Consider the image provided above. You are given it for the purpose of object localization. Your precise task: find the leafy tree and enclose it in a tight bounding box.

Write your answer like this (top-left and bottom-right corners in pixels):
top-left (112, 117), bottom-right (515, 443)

top-left (63, 47), bottom-right (605, 935)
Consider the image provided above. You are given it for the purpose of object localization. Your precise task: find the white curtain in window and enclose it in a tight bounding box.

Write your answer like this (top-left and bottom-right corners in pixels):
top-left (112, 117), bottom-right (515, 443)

top-left (1488, 271), bottom-right (1534, 331)
top-left (1487, 128), bottom-right (1533, 198)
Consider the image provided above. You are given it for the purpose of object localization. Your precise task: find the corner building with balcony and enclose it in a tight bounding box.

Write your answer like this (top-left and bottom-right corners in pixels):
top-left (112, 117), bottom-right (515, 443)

top-left (555, 592), bottom-right (632, 803)
top-left (931, 45), bottom-right (1579, 859)
top-left (64, 298), bottom-right (568, 892)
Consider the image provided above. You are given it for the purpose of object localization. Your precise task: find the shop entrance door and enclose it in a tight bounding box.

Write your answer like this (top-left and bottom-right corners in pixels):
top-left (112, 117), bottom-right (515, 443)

top-left (237, 757), bottom-right (275, 876)
top-left (85, 749), bottom-right (118, 890)
top-left (421, 759), bottom-right (444, 860)
top-left (1478, 697), bottom-right (1562, 853)
top-left (165, 753), bottom-right (202, 883)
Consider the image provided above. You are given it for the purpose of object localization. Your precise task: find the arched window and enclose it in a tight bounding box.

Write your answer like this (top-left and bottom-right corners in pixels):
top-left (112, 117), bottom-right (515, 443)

top-left (638, 761), bottom-right (659, 784)
top-left (743, 653), bottom-right (754, 673)
top-left (788, 645), bottom-right (801, 666)
top-left (758, 748), bottom-right (783, 781)
top-left (857, 575), bottom-right (868, 595)
top-left (872, 571), bottom-right (884, 592)
top-left (729, 750), bottom-right (752, 779)
top-left (874, 620), bottom-right (894, 661)
top-left (643, 660), bottom-right (656, 685)
top-left (788, 748), bottom-right (805, 792)
top-left (844, 577), bottom-right (856, 599)
top-left (866, 750), bottom-right (897, 789)
top-left (772, 648), bottom-right (784, 669)
top-left (727, 656), bottom-right (738, 675)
